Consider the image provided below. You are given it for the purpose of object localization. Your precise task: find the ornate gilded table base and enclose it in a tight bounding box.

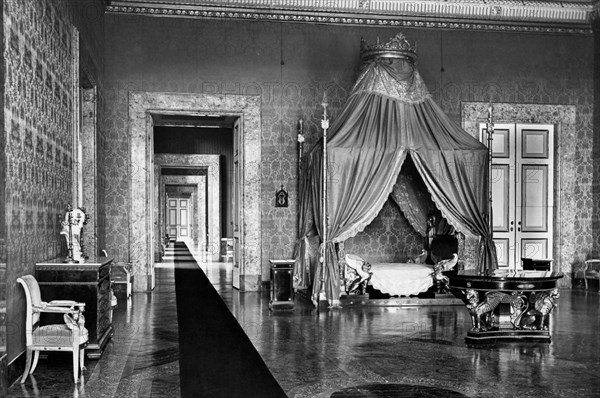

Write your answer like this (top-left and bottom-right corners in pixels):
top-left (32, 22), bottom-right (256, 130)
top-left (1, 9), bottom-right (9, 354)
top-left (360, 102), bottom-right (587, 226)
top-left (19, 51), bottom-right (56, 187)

top-left (461, 289), bottom-right (559, 343)
top-left (445, 270), bottom-right (563, 344)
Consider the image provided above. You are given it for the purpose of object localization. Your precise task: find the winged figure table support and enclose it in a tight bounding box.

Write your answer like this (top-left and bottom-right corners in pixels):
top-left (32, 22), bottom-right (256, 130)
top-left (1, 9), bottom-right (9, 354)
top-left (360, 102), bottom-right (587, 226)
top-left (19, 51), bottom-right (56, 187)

top-left (446, 270), bottom-right (563, 344)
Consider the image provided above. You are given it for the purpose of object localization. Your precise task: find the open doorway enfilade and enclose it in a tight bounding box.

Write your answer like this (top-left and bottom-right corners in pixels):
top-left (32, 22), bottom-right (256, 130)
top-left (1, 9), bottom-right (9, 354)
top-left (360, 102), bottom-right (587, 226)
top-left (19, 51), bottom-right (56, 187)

top-left (153, 114), bottom-right (235, 263)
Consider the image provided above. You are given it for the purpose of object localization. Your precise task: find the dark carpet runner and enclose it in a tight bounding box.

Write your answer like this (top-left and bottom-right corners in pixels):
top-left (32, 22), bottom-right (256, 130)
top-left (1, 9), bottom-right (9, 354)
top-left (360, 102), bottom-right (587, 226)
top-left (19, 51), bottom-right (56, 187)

top-left (173, 242), bottom-right (287, 398)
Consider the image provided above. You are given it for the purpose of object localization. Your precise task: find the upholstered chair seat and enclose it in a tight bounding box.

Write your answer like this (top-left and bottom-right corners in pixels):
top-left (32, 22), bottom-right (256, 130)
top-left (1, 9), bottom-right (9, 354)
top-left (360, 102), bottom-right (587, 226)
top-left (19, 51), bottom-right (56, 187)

top-left (32, 324), bottom-right (89, 347)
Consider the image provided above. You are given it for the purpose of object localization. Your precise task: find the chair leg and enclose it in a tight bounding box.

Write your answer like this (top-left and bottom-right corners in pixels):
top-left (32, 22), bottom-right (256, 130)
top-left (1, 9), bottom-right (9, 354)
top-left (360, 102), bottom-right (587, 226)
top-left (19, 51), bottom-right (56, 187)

top-left (80, 348), bottom-right (85, 372)
top-left (30, 350), bottom-right (40, 374)
top-left (584, 277), bottom-right (588, 290)
top-left (72, 350), bottom-right (79, 383)
top-left (20, 347), bottom-right (32, 383)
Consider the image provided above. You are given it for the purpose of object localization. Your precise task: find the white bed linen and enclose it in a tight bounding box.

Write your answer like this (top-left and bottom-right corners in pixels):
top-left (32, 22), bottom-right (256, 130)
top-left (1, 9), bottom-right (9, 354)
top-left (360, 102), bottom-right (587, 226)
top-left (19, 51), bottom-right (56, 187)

top-left (369, 263), bottom-right (434, 296)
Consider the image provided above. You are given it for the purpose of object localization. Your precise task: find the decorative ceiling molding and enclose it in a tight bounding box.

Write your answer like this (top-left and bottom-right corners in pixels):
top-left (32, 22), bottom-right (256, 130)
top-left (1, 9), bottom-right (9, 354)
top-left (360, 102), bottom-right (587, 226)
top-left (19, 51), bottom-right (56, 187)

top-left (106, 0), bottom-right (594, 35)
top-left (592, 0), bottom-right (600, 22)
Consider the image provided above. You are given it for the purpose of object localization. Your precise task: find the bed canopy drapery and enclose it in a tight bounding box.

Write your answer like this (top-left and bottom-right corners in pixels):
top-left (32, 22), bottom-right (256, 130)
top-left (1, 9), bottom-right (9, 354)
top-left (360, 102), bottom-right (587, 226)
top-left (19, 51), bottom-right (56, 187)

top-left (296, 33), bottom-right (498, 307)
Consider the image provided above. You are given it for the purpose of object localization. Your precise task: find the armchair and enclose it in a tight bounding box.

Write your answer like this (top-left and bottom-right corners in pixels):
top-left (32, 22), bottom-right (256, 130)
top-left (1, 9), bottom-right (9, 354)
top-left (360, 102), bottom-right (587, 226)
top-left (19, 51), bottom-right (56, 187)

top-left (17, 275), bottom-right (88, 383)
top-left (583, 259), bottom-right (600, 291)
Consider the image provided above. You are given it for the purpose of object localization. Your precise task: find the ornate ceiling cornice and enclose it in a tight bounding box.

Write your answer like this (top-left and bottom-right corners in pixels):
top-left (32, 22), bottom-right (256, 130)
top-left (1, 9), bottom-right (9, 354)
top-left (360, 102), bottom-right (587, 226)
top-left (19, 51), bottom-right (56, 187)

top-left (106, 0), bottom-right (594, 35)
top-left (591, 1), bottom-right (600, 24)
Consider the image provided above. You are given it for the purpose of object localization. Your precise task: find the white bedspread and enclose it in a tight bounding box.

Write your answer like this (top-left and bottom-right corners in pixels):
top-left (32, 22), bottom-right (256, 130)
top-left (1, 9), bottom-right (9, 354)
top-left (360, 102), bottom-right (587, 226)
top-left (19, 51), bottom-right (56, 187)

top-left (369, 263), bottom-right (435, 296)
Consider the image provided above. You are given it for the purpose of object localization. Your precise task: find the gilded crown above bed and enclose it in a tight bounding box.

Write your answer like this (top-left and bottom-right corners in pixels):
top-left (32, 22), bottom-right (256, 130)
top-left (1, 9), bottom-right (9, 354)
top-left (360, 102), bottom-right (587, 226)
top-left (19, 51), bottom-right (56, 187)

top-left (360, 32), bottom-right (417, 63)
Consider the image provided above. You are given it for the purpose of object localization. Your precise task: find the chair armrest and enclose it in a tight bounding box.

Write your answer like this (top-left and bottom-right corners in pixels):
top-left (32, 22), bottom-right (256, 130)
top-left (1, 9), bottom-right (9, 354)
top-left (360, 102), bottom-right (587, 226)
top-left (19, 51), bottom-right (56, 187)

top-left (34, 302), bottom-right (86, 314)
top-left (33, 306), bottom-right (78, 314)
top-left (584, 259), bottom-right (600, 273)
top-left (48, 300), bottom-right (85, 308)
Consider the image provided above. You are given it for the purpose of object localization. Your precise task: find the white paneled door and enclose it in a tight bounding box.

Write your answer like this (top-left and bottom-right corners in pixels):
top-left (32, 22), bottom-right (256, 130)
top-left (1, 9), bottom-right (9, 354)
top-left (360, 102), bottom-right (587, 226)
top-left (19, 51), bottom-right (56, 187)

top-left (480, 123), bottom-right (554, 270)
top-left (167, 196), bottom-right (191, 242)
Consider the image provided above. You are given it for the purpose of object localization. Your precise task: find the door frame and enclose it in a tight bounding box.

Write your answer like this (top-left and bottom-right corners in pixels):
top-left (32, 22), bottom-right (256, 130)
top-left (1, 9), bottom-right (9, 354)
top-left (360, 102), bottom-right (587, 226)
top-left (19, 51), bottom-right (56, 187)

top-left (462, 102), bottom-right (576, 285)
top-left (163, 182), bottom-right (204, 250)
top-left (155, 155), bottom-right (220, 261)
top-left (128, 91), bottom-right (262, 292)
top-left (479, 123), bottom-right (555, 269)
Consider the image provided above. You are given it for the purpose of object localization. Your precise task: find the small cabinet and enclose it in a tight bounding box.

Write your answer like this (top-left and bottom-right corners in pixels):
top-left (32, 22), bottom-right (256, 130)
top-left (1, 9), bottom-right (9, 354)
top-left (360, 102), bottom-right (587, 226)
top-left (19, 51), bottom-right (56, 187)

top-left (269, 259), bottom-right (294, 310)
top-left (35, 257), bottom-right (114, 359)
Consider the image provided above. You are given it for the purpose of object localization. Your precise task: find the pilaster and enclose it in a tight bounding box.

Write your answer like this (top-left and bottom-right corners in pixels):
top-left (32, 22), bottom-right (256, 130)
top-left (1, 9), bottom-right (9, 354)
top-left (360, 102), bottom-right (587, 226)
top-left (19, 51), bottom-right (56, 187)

top-left (593, 5), bottom-right (600, 256)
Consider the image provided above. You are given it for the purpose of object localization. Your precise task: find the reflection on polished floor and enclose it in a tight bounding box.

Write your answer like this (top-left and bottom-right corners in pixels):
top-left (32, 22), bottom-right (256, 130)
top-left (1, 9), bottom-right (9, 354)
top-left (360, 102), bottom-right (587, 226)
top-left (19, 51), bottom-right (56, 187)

top-left (8, 243), bottom-right (600, 397)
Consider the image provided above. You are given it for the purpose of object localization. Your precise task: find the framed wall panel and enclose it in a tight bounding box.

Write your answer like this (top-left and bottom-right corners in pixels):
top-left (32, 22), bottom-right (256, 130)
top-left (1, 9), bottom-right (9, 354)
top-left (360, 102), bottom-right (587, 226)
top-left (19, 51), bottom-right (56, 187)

top-left (494, 238), bottom-right (510, 268)
top-left (521, 165), bottom-right (548, 232)
top-left (491, 164), bottom-right (510, 232)
top-left (491, 128), bottom-right (510, 158)
top-left (521, 129), bottom-right (549, 158)
top-left (521, 238), bottom-right (548, 260)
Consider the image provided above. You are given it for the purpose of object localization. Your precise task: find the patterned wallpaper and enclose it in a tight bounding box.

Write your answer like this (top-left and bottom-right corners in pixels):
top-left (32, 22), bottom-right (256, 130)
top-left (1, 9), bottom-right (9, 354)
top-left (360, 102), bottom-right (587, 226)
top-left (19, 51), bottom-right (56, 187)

top-left (594, 19), bottom-right (600, 260)
top-left (3, 0), bottom-right (74, 360)
top-left (2, 0), bottom-right (106, 365)
top-left (103, 16), bottom-right (595, 282)
top-left (0, 0), bottom-right (5, 371)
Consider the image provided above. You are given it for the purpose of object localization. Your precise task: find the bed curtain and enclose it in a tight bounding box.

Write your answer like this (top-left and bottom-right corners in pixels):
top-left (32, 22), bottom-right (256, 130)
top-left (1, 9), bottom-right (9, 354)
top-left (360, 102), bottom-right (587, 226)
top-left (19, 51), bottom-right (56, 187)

top-left (296, 53), bottom-right (498, 306)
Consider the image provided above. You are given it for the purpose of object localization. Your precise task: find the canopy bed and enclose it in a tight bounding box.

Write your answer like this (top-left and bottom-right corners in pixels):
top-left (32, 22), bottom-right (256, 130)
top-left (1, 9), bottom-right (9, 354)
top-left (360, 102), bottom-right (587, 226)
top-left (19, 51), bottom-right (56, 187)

top-left (294, 32), bottom-right (498, 307)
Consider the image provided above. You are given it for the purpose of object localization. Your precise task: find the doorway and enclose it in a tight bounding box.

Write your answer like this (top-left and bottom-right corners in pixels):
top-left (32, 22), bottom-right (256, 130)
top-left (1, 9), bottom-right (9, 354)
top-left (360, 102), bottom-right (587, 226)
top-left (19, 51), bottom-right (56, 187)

top-left (165, 190), bottom-right (195, 245)
top-left (480, 123), bottom-right (554, 269)
top-left (128, 92), bottom-right (262, 292)
top-left (155, 157), bottom-right (219, 261)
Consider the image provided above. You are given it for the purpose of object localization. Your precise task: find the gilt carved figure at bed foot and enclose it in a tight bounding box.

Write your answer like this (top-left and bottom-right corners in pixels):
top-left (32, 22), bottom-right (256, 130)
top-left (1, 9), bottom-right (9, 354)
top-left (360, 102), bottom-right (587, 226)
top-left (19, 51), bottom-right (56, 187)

top-left (432, 253), bottom-right (458, 294)
top-left (343, 254), bottom-right (373, 296)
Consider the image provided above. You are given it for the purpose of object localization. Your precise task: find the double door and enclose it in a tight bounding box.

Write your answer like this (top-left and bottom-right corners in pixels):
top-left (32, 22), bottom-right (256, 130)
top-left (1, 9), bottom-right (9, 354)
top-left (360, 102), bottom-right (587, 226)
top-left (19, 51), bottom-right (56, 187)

top-left (167, 196), bottom-right (190, 241)
top-left (480, 123), bottom-right (554, 270)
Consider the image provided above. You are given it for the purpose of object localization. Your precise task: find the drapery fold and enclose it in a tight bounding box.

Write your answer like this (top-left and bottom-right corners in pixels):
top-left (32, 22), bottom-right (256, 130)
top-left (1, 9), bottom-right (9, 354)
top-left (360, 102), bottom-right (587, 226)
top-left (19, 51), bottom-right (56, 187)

top-left (296, 47), bottom-right (498, 306)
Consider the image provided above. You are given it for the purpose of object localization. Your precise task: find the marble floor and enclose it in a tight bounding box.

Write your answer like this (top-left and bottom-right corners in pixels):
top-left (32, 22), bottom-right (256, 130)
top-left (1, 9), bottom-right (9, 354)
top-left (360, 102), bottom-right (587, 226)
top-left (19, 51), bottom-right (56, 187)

top-left (8, 243), bottom-right (600, 397)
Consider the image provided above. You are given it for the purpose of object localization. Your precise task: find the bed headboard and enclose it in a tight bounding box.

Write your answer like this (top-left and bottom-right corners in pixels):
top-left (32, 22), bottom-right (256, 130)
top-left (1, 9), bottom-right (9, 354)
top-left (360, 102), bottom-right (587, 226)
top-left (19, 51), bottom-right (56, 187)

top-left (429, 235), bottom-right (458, 264)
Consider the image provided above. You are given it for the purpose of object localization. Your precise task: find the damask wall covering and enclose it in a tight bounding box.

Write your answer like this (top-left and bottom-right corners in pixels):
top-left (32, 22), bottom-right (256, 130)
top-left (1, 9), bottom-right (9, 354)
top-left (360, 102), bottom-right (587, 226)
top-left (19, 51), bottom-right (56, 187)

top-left (594, 19), bottom-right (600, 259)
top-left (0, 0), bottom-right (6, 391)
top-left (104, 15), bottom-right (594, 284)
top-left (4, 0), bottom-right (74, 362)
top-left (2, 0), bottom-right (106, 367)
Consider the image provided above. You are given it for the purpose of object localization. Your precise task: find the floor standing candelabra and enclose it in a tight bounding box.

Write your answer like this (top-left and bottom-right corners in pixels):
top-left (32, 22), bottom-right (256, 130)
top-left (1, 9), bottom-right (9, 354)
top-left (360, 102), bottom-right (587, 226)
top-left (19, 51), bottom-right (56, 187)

top-left (319, 93), bottom-right (329, 302)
